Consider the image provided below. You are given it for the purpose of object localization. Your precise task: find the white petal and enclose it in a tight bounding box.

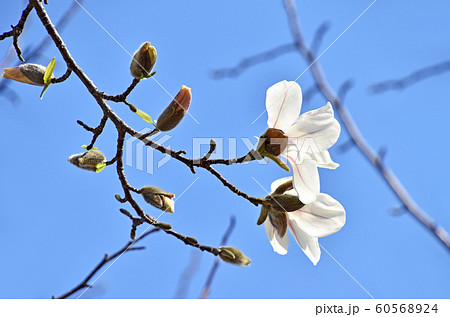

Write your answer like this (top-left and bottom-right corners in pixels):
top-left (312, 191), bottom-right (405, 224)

top-left (288, 193), bottom-right (346, 238)
top-left (285, 102), bottom-right (341, 155)
top-left (266, 80), bottom-right (302, 131)
top-left (264, 218), bottom-right (289, 255)
top-left (287, 221), bottom-right (321, 265)
top-left (270, 176), bottom-right (293, 193)
top-left (316, 150), bottom-right (340, 169)
top-left (283, 150), bottom-right (320, 204)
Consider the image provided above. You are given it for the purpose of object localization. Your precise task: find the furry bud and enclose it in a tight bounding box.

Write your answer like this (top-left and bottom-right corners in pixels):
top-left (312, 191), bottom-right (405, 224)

top-left (140, 186), bottom-right (175, 213)
top-left (2, 63), bottom-right (54, 86)
top-left (68, 150), bottom-right (106, 172)
top-left (219, 247), bottom-right (251, 266)
top-left (130, 42), bottom-right (157, 79)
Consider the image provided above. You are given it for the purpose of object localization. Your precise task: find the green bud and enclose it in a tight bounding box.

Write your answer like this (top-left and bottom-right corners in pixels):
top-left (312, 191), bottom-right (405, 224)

top-left (68, 150), bottom-right (106, 173)
top-left (156, 85), bottom-right (191, 131)
top-left (185, 236), bottom-right (198, 245)
top-left (130, 42), bottom-right (157, 79)
top-left (219, 247), bottom-right (251, 266)
top-left (140, 186), bottom-right (175, 213)
top-left (155, 222), bottom-right (172, 230)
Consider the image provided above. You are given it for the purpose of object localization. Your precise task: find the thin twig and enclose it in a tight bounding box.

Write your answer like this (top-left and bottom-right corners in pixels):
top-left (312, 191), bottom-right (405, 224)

top-left (0, 3), bottom-right (33, 61)
top-left (54, 228), bottom-right (160, 299)
top-left (211, 43), bottom-right (297, 79)
top-left (370, 60), bottom-right (450, 94)
top-left (51, 67), bottom-right (72, 83)
top-left (283, 0), bottom-right (450, 251)
top-left (200, 216), bottom-right (236, 299)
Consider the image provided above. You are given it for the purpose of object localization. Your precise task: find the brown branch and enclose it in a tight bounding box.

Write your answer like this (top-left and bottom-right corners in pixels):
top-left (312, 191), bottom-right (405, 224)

top-left (54, 228), bottom-right (160, 299)
top-left (283, 0), bottom-right (450, 252)
top-left (200, 216), bottom-right (236, 299)
top-left (0, 3), bottom-right (33, 61)
top-left (76, 114), bottom-right (108, 150)
top-left (96, 78), bottom-right (141, 102)
top-left (370, 60), bottom-right (450, 94)
top-left (51, 67), bottom-right (72, 83)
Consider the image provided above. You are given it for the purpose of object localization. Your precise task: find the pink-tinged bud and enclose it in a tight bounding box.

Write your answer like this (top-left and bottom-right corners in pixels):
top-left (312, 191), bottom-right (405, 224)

top-left (2, 63), bottom-right (53, 86)
top-left (156, 85), bottom-right (192, 131)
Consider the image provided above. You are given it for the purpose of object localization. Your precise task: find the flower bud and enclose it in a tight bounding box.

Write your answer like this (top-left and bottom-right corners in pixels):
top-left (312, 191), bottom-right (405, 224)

top-left (156, 85), bottom-right (191, 131)
top-left (256, 128), bottom-right (290, 172)
top-left (219, 247), bottom-right (251, 266)
top-left (155, 222), bottom-right (172, 230)
top-left (2, 63), bottom-right (54, 86)
top-left (140, 186), bottom-right (175, 213)
top-left (68, 150), bottom-right (106, 172)
top-left (130, 42), bottom-right (157, 79)
top-left (185, 236), bottom-right (198, 245)
top-left (257, 128), bottom-right (288, 157)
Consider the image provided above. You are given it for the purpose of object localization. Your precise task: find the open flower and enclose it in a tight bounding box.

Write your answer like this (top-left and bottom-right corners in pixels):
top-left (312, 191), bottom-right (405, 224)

top-left (259, 80), bottom-right (341, 204)
top-left (262, 176), bottom-right (345, 265)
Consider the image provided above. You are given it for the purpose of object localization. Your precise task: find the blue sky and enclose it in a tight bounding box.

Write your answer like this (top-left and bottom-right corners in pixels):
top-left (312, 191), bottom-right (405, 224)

top-left (1, 0), bottom-right (450, 299)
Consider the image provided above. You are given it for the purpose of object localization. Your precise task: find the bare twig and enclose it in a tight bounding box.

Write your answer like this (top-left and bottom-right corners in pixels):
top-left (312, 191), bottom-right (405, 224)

top-left (310, 21), bottom-right (331, 54)
top-left (370, 60), bottom-right (450, 94)
top-left (0, 3), bottom-right (33, 61)
top-left (0, 0), bottom-right (82, 102)
top-left (54, 228), bottom-right (160, 299)
top-left (200, 216), bottom-right (236, 299)
top-left (173, 251), bottom-right (201, 299)
top-left (211, 43), bottom-right (297, 79)
top-left (283, 0), bottom-right (450, 251)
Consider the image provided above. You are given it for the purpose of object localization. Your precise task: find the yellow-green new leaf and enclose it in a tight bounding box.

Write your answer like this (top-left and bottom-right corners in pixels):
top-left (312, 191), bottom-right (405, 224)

top-left (39, 58), bottom-right (56, 99)
top-left (95, 162), bottom-right (106, 173)
top-left (43, 58), bottom-right (56, 85)
top-left (136, 109), bottom-right (156, 126)
top-left (81, 145), bottom-right (99, 151)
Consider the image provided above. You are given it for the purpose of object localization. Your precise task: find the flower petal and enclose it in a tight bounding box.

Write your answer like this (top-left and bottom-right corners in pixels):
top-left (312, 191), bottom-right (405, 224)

top-left (287, 221), bottom-right (321, 265)
top-left (264, 218), bottom-right (288, 255)
top-left (286, 102), bottom-right (340, 156)
top-left (283, 149), bottom-right (320, 204)
top-left (288, 193), bottom-right (346, 238)
top-left (316, 150), bottom-right (340, 169)
top-left (266, 80), bottom-right (302, 131)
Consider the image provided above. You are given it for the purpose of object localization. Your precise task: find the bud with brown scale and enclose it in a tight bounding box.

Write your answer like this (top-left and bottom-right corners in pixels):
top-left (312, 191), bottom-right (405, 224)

top-left (156, 85), bottom-right (191, 131)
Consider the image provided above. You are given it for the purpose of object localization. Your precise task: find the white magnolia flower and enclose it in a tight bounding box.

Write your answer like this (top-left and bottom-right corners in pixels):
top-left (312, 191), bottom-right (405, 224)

top-left (263, 80), bottom-right (341, 204)
top-left (264, 177), bottom-right (346, 265)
